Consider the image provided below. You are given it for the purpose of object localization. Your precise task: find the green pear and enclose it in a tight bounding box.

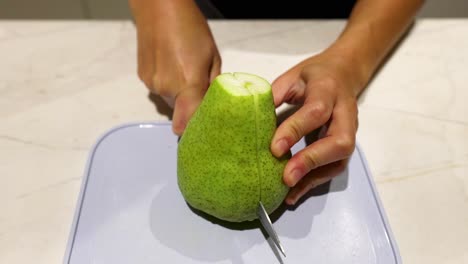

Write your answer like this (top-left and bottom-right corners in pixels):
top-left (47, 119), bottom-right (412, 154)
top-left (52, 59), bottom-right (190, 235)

top-left (177, 72), bottom-right (290, 222)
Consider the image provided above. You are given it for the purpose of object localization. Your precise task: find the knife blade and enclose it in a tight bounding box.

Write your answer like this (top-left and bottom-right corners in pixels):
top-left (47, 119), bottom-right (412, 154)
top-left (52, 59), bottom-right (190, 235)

top-left (257, 201), bottom-right (286, 257)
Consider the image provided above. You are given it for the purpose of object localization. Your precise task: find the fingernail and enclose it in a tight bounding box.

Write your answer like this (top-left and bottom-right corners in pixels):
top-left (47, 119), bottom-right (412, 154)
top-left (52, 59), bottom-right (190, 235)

top-left (286, 196), bottom-right (296, 205)
top-left (286, 169), bottom-right (302, 187)
top-left (172, 120), bottom-right (186, 136)
top-left (273, 139), bottom-right (288, 157)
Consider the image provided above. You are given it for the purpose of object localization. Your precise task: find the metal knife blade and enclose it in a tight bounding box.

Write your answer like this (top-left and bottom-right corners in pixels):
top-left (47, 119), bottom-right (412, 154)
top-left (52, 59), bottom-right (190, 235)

top-left (257, 201), bottom-right (286, 257)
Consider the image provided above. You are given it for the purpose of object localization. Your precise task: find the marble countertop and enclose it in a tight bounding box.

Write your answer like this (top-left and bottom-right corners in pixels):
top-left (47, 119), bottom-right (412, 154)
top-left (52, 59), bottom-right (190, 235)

top-left (1, 19), bottom-right (467, 263)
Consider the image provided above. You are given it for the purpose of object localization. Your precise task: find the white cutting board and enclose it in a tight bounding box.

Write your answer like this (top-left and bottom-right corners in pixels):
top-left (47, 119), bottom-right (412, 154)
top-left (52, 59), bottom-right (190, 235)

top-left (63, 122), bottom-right (401, 264)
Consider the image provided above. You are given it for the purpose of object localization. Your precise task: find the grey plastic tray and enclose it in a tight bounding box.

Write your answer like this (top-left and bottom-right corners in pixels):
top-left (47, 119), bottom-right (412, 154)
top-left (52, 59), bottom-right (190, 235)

top-left (63, 122), bottom-right (401, 264)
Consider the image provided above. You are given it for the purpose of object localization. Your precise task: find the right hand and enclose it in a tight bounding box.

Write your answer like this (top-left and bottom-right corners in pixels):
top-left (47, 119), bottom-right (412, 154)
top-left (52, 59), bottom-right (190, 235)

top-left (129, 0), bottom-right (222, 135)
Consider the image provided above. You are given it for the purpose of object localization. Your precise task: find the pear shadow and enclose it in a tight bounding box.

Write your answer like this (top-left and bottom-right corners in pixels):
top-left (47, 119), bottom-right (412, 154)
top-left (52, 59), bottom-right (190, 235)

top-left (149, 184), bottom-right (265, 263)
top-left (187, 203), bottom-right (290, 264)
top-left (269, 165), bottom-right (349, 242)
top-left (270, 164), bottom-right (349, 217)
top-left (187, 203), bottom-right (261, 231)
top-left (266, 236), bottom-right (285, 264)
top-left (148, 92), bottom-right (174, 121)
top-left (269, 105), bottom-right (350, 241)
top-left (148, 101), bottom-right (349, 263)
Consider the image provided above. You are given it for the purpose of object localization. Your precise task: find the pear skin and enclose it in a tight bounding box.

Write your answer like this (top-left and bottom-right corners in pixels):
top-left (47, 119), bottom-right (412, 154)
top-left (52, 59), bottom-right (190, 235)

top-left (177, 72), bottom-right (290, 222)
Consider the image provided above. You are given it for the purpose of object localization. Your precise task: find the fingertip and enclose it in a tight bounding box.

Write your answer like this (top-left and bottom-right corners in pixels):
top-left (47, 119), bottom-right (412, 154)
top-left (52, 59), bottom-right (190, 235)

top-left (271, 69), bottom-right (303, 107)
top-left (171, 104), bottom-right (192, 136)
top-left (172, 122), bottom-right (185, 136)
top-left (210, 69), bottom-right (221, 84)
top-left (271, 86), bottom-right (285, 108)
top-left (270, 138), bottom-right (288, 158)
top-left (285, 196), bottom-right (296, 206)
top-left (272, 92), bottom-right (283, 108)
top-left (285, 187), bottom-right (300, 205)
top-left (271, 76), bottom-right (289, 106)
top-left (284, 177), bottom-right (295, 188)
top-left (172, 90), bottom-right (203, 135)
top-left (283, 174), bottom-right (295, 188)
top-left (209, 54), bottom-right (222, 82)
top-left (284, 165), bottom-right (304, 187)
top-left (172, 108), bottom-right (196, 136)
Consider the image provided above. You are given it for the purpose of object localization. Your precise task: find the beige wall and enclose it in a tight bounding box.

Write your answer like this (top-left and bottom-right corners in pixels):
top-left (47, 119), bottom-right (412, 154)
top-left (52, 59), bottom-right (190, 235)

top-left (0, 0), bottom-right (131, 19)
top-left (418, 0), bottom-right (468, 17)
top-left (0, 0), bottom-right (466, 19)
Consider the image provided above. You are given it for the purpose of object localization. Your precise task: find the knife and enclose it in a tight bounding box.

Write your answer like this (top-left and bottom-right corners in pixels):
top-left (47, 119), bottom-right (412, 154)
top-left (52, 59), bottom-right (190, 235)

top-left (257, 201), bottom-right (286, 257)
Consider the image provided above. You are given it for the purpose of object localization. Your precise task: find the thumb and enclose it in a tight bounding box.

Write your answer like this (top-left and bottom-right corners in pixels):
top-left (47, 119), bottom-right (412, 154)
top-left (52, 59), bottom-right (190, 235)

top-left (209, 53), bottom-right (222, 83)
top-left (271, 67), bottom-right (305, 107)
top-left (172, 54), bottom-right (219, 136)
top-left (172, 88), bottom-right (204, 136)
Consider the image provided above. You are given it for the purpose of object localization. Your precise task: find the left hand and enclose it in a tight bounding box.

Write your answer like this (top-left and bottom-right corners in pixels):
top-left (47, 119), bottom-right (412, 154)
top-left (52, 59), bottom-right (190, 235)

top-left (270, 49), bottom-right (363, 205)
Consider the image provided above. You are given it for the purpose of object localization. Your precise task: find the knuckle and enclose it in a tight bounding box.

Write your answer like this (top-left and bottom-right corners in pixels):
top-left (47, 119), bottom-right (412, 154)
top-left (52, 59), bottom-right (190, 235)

top-left (335, 135), bottom-right (355, 156)
top-left (306, 101), bottom-right (328, 120)
top-left (301, 149), bottom-right (320, 170)
top-left (186, 75), bottom-right (206, 89)
top-left (285, 119), bottom-right (304, 142)
top-left (319, 76), bottom-right (340, 91)
top-left (181, 68), bottom-right (208, 89)
top-left (152, 75), bottom-right (173, 97)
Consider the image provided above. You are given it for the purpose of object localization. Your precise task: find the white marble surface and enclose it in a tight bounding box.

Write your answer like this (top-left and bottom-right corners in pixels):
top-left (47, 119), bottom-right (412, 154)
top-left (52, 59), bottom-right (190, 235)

top-left (0, 19), bottom-right (467, 264)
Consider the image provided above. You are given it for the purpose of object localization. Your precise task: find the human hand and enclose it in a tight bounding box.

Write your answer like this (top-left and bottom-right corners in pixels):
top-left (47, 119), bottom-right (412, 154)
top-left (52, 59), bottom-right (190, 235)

top-left (129, 0), bottom-right (221, 135)
top-left (270, 49), bottom-right (364, 205)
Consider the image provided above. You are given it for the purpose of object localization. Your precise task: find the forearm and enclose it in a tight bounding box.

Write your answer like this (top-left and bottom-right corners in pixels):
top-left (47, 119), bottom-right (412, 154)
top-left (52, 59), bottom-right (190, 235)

top-left (327, 0), bottom-right (425, 95)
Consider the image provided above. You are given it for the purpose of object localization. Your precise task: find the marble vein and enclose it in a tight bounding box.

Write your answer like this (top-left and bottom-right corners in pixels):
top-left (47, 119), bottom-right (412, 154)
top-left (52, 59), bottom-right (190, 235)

top-left (15, 176), bottom-right (81, 200)
top-left (0, 22), bottom-right (88, 43)
top-left (361, 104), bottom-right (468, 126)
top-left (217, 23), bottom-right (307, 46)
top-left (376, 162), bottom-right (468, 184)
top-left (0, 135), bottom-right (87, 151)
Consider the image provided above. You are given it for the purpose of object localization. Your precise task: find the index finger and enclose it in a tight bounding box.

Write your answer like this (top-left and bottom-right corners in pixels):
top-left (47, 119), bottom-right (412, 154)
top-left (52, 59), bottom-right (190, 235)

top-left (172, 86), bottom-right (205, 135)
top-left (282, 100), bottom-right (358, 187)
top-left (271, 84), bottom-right (336, 158)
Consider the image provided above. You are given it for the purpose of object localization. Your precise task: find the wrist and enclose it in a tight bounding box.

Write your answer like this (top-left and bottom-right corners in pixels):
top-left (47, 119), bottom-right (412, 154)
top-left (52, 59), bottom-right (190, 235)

top-left (325, 24), bottom-right (380, 96)
top-left (321, 43), bottom-right (371, 98)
